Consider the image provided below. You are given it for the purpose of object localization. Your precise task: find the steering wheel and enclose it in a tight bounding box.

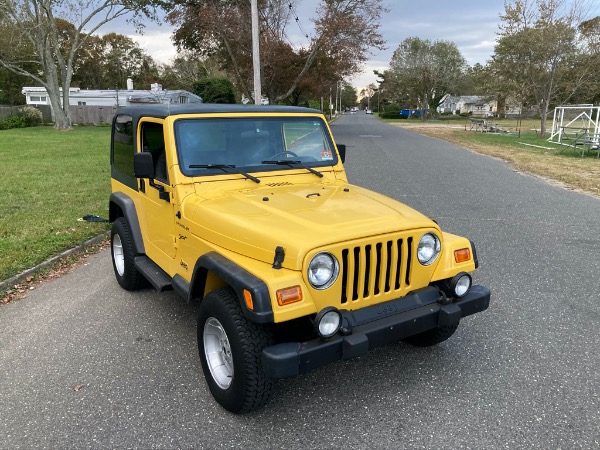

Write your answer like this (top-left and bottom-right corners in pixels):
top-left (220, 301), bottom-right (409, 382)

top-left (268, 151), bottom-right (298, 160)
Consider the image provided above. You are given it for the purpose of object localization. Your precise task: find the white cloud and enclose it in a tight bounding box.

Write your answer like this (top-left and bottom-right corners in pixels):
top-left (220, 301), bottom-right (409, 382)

top-left (127, 29), bottom-right (178, 64)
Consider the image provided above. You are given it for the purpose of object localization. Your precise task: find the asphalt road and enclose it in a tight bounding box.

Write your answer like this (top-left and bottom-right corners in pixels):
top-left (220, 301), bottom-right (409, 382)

top-left (2, 112), bottom-right (599, 449)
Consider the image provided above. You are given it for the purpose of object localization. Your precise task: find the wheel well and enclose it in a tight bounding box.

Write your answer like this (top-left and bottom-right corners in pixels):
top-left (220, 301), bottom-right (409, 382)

top-left (108, 193), bottom-right (145, 255)
top-left (109, 202), bottom-right (124, 223)
top-left (189, 252), bottom-right (274, 323)
top-left (191, 268), bottom-right (228, 304)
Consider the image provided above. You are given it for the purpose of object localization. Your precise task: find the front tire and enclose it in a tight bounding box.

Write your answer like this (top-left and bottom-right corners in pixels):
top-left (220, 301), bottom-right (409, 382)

top-left (111, 217), bottom-right (145, 291)
top-left (403, 324), bottom-right (458, 347)
top-left (198, 287), bottom-right (275, 413)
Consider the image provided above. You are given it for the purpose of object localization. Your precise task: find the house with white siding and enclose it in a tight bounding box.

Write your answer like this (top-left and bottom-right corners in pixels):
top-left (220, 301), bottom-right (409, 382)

top-left (437, 94), bottom-right (497, 117)
top-left (21, 81), bottom-right (202, 120)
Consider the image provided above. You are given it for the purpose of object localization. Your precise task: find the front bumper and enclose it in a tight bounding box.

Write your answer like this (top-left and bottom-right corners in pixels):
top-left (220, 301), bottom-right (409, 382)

top-left (262, 284), bottom-right (490, 378)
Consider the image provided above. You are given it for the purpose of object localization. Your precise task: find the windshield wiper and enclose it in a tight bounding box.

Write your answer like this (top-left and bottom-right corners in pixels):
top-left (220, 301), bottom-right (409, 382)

top-left (261, 160), bottom-right (324, 178)
top-left (189, 164), bottom-right (260, 183)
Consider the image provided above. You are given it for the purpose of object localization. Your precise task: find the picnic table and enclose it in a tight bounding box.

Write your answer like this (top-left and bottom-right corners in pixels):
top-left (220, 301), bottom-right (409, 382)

top-left (468, 118), bottom-right (510, 133)
top-left (469, 118), bottom-right (487, 132)
top-left (558, 127), bottom-right (600, 157)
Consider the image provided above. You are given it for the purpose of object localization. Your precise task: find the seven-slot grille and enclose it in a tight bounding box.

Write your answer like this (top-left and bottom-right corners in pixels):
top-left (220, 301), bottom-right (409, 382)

top-left (340, 236), bottom-right (413, 304)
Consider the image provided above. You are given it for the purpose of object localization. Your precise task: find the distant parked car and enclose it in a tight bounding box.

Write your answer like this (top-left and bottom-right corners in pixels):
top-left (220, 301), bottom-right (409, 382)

top-left (366, 109), bottom-right (373, 114)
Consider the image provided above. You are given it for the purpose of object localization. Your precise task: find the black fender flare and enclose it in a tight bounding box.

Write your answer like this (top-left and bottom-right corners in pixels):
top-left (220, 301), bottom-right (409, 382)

top-left (190, 252), bottom-right (274, 324)
top-left (109, 192), bottom-right (145, 255)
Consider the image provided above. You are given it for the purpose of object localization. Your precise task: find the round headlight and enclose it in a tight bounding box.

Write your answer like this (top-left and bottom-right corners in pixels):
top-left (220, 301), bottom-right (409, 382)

top-left (417, 233), bottom-right (441, 266)
top-left (307, 252), bottom-right (339, 289)
top-left (451, 272), bottom-right (472, 298)
top-left (314, 307), bottom-right (342, 339)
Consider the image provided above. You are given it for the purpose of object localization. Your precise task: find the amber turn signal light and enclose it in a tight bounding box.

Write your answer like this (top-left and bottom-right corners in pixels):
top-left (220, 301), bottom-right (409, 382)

top-left (276, 286), bottom-right (303, 306)
top-left (243, 289), bottom-right (254, 310)
top-left (454, 248), bottom-right (471, 263)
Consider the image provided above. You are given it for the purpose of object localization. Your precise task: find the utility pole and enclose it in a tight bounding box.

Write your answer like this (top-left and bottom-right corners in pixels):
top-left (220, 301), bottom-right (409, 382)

top-left (251, 0), bottom-right (261, 105)
top-left (335, 81), bottom-right (339, 116)
top-left (329, 87), bottom-right (332, 120)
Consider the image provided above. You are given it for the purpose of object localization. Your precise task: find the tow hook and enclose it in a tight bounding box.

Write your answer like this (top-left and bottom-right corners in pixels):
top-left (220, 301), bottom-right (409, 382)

top-left (437, 291), bottom-right (452, 305)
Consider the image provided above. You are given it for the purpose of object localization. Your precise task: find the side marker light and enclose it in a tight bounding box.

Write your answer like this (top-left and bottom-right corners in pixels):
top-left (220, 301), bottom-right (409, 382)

top-left (243, 289), bottom-right (254, 311)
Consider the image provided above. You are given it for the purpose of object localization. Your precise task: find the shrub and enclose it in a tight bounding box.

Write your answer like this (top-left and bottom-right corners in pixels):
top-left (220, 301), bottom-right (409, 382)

top-left (379, 103), bottom-right (402, 119)
top-left (0, 115), bottom-right (27, 130)
top-left (193, 77), bottom-right (236, 104)
top-left (18, 106), bottom-right (43, 126)
top-left (380, 112), bottom-right (408, 119)
top-left (383, 103), bottom-right (400, 113)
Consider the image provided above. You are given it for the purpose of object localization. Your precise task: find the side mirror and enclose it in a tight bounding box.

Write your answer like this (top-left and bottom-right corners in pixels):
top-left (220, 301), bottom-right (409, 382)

top-left (134, 152), bottom-right (155, 179)
top-left (337, 144), bottom-right (346, 163)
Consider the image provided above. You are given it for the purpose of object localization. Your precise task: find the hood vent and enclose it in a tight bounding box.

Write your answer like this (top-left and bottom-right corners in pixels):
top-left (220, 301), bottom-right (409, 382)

top-left (266, 182), bottom-right (294, 187)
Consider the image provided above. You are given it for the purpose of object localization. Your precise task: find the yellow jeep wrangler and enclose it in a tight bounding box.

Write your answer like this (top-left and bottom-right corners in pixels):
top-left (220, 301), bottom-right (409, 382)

top-left (109, 104), bottom-right (490, 413)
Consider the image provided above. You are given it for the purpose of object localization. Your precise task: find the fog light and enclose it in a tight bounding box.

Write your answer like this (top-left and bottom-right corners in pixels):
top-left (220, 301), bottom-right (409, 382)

top-left (451, 272), bottom-right (472, 298)
top-left (314, 307), bottom-right (342, 339)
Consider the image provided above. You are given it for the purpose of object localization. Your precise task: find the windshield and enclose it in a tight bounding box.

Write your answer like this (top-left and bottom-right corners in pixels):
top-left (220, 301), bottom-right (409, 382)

top-left (174, 116), bottom-right (337, 177)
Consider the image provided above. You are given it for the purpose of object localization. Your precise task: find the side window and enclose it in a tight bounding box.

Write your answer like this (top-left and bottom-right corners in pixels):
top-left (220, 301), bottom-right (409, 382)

top-left (112, 114), bottom-right (134, 178)
top-left (140, 121), bottom-right (168, 183)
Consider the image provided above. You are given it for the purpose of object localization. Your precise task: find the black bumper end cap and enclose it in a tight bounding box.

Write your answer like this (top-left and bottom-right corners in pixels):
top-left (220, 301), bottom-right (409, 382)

top-left (438, 303), bottom-right (462, 327)
top-left (262, 342), bottom-right (301, 378)
top-left (342, 333), bottom-right (369, 360)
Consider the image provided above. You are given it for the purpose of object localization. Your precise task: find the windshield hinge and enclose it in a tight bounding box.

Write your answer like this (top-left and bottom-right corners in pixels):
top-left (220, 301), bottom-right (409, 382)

top-left (272, 246), bottom-right (285, 269)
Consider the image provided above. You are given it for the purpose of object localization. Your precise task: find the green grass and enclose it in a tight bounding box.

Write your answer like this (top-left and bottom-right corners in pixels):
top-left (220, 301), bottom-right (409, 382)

top-left (381, 116), bottom-right (587, 153)
top-left (0, 126), bottom-right (111, 281)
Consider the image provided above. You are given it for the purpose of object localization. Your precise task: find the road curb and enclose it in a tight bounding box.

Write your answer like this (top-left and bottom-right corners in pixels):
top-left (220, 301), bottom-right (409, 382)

top-left (0, 232), bottom-right (110, 293)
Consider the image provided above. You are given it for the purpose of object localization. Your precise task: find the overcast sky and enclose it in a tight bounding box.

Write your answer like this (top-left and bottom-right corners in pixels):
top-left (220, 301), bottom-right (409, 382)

top-left (111, 0), bottom-right (600, 91)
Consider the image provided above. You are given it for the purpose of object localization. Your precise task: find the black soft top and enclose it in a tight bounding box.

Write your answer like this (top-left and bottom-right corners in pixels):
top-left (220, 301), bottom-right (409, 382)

top-left (118, 103), bottom-right (322, 122)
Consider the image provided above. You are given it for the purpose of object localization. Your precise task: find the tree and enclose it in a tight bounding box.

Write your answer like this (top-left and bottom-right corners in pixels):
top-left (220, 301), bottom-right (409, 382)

top-left (0, 0), bottom-right (161, 129)
top-left (358, 83), bottom-right (376, 110)
top-left (387, 37), bottom-right (467, 120)
top-left (491, 0), bottom-right (590, 137)
top-left (159, 51), bottom-right (226, 92)
top-left (340, 83), bottom-right (357, 110)
top-left (0, 60), bottom-right (35, 105)
top-left (193, 77), bottom-right (236, 103)
top-left (166, 0), bottom-right (386, 104)
top-left (573, 16), bottom-right (600, 104)
top-left (371, 69), bottom-right (400, 111)
top-left (71, 33), bottom-right (160, 90)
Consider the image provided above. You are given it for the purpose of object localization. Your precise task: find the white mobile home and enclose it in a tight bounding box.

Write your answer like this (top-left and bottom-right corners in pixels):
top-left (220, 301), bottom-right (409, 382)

top-left (22, 82), bottom-right (202, 122)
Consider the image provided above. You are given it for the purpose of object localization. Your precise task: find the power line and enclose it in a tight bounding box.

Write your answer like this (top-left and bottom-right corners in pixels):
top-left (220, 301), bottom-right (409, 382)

top-left (288, 2), bottom-right (311, 41)
top-left (258, 2), bottom-right (312, 50)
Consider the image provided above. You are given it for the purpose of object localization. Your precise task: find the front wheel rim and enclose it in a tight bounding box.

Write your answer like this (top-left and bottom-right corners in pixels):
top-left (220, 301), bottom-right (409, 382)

top-left (203, 317), bottom-right (234, 389)
top-left (112, 234), bottom-right (125, 276)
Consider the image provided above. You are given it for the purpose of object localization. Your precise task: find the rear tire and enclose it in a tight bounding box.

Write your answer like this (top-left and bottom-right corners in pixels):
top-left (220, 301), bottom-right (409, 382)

top-left (111, 217), bottom-right (145, 291)
top-left (198, 287), bottom-right (275, 413)
top-left (403, 324), bottom-right (458, 347)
